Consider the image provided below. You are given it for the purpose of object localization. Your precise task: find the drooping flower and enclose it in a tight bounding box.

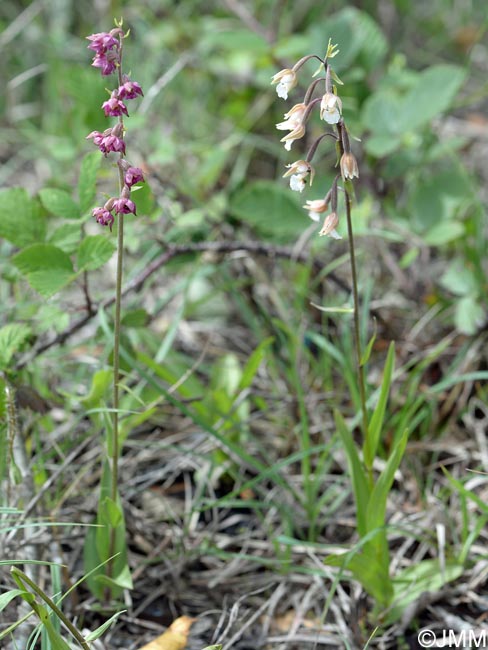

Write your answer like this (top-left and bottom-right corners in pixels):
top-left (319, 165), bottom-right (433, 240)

top-left (92, 206), bottom-right (115, 229)
top-left (283, 160), bottom-right (315, 192)
top-left (340, 152), bottom-right (359, 181)
top-left (280, 125), bottom-right (305, 151)
top-left (271, 68), bottom-right (297, 100)
top-left (303, 198), bottom-right (329, 222)
top-left (114, 197), bottom-right (136, 215)
top-left (276, 103), bottom-right (307, 131)
top-left (124, 166), bottom-right (145, 188)
top-left (319, 211), bottom-right (342, 239)
top-left (86, 32), bottom-right (119, 54)
top-left (86, 128), bottom-right (126, 155)
top-left (118, 77), bottom-right (144, 100)
top-left (320, 92), bottom-right (342, 124)
top-left (102, 90), bottom-right (129, 117)
top-left (91, 50), bottom-right (119, 76)
top-left (276, 103), bottom-right (307, 151)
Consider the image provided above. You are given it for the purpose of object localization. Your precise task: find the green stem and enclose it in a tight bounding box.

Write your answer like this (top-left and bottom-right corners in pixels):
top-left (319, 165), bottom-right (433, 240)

top-left (11, 568), bottom-right (90, 650)
top-left (344, 190), bottom-right (369, 451)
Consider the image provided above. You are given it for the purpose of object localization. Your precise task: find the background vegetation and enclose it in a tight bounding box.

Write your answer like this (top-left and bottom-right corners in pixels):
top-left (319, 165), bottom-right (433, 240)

top-left (1, 0), bottom-right (488, 648)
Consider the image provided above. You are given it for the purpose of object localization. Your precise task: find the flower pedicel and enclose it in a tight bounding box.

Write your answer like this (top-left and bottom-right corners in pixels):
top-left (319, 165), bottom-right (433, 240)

top-left (272, 41), bottom-right (359, 239)
top-left (86, 24), bottom-right (145, 230)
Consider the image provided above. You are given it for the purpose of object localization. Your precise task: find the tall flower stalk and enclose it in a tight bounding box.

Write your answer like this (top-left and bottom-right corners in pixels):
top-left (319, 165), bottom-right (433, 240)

top-left (272, 41), bottom-right (368, 446)
top-left (86, 19), bottom-right (144, 595)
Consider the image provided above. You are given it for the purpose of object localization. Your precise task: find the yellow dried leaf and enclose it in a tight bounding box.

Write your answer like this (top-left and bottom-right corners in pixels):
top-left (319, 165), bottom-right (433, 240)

top-left (137, 616), bottom-right (195, 650)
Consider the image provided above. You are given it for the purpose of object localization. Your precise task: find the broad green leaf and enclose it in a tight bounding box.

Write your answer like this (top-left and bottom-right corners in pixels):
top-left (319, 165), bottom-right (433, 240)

top-left (363, 342), bottom-right (395, 469)
top-left (77, 235), bottom-right (116, 271)
top-left (398, 64), bottom-right (466, 132)
top-left (121, 309), bottom-right (150, 328)
top-left (39, 188), bottom-right (80, 219)
top-left (387, 559), bottom-right (463, 624)
top-left (362, 91), bottom-right (405, 137)
top-left (12, 244), bottom-right (75, 297)
top-left (424, 221), bottom-right (464, 246)
top-left (325, 542), bottom-right (392, 606)
top-left (0, 324), bottom-right (31, 371)
top-left (102, 497), bottom-right (123, 528)
top-left (48, 223), bottom-right (82, 254)
top-left (0, 188), bottom-right (45, 247)
top-left (229, 181), bottom-right (305, 241)
top-left (454, 296), bottom-right (485, 335)
top-left (440, 263), bottom-right (478, 296)
top-left (78, 151), bottom-right (101, 214)
top-left (409, 166), bottom-right (472, 232)
top-left (366, 428), bottom-right (408, 535)
top-left (363, 65), bottom-right (466, 142)
top-left (334, 410), bottom-right (370, 536)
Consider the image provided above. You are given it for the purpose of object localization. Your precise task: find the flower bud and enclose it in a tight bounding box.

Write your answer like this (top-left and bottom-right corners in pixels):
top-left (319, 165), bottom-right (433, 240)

top-left (319, 212), bottom-right (342, 239)
top-left (340, 152), bottom-right (359, 181)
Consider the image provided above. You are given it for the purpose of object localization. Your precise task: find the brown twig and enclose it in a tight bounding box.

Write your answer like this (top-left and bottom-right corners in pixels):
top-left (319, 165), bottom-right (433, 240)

top-left (16, 240), bottom-right (350, 370)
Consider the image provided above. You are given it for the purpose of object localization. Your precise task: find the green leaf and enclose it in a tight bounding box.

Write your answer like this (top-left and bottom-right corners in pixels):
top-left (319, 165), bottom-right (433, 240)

top-left (387, 559), bottom-right (463, 624)
top-left (334, 410), bottom-right (370, 536)
top-left (42, 613), bottom-right (73, 650)
top-left (48, 223), bottom-right (82, 254)
top-left (12, 244), bottom-right (75, 297)
top-left (455, 296), bottom-right (485, 335)
top-left (325, 539), bottom-right (392, 606)
top-left (0, 589), bottom-right (25, 611)
top-left (121, 309), bottom-right (150, 328)
top-left (424, 221), bottom-right (464, 246)
top-left (78, 151), bottom-right (101, 214)
top-left (0, 188), bottom-right (45, 247)
top-left (229, 181), bottom-right (305, 241)
top-left (77, 235), bottom-right (116, 271)
top-left (366, 428), bottom-right (408, 535)
top-left (440, 263), bottom-right (478, 296)
top-left (81, 368), bottom-right (112, 409)
top-left (363, 342), bottom-right (395, 469)
top-left (0, 324), bottom-right (31, 371)
top-left (102, 497), bottom-right (123, 528)
top-left (85, 610), bottom-right (126, 642)
top-left (363, 65), bottom-right (466, 143)
top-left (39, 188), bottom-right (80, 219)
top-left (398, 64), bottom-right (466, 132)
top-left (360, 329), bottom-right (377, 367)
top-left (238, 337), bottom-right (274, 392)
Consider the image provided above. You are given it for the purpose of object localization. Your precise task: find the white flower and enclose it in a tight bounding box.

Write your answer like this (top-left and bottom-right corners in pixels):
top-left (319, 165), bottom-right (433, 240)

top-left (276, 103), bottom-right (307, 131)
top-left (271, 68), bottom-right (297, 100)
top-left (319, 212), bottom-right (342, 239)
top-left (289, 174), bottom-right (306, 192)
top-left (303, 198), bottom-right (329, 222)
top-left (280, 124), bottom-right (305, 151)
top-left (320, 92), bottom-right (342, 124)
top-left (276, 104), bottom-right (307, 151)
top-left (283, 160), bottom-right (315, 192)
